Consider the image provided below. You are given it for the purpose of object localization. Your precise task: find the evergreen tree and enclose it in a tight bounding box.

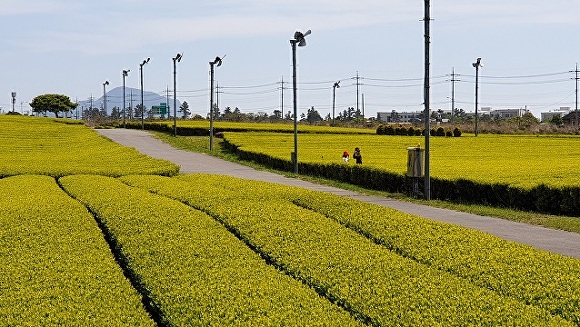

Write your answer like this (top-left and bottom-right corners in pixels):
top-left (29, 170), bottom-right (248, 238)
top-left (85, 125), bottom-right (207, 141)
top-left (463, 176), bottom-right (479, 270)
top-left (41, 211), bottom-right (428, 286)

top-left (179, 101), bottom-right (190, 119)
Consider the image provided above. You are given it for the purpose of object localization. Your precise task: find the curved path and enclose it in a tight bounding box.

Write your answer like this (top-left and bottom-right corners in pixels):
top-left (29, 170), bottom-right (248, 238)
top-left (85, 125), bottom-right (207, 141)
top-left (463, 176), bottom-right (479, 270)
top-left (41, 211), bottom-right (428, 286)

top-left (97, 128), bottom-right (580, 259)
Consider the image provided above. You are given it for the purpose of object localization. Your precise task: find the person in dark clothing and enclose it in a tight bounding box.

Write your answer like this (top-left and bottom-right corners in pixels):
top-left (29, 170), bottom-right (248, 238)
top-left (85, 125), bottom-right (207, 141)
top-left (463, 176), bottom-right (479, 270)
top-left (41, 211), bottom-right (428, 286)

top-left (353, 147), bottom-right (362, 164)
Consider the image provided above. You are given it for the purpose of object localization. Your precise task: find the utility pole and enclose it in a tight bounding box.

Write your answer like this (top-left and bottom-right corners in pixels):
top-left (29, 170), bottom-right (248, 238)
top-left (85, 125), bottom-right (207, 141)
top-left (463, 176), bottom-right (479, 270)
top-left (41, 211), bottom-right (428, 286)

top-left (423, 0), bottom-right (431, 201)
top-left (449, 67), bottom-right (460, 116)
top-left (166, 85), bottom-right (170, 119)
top-left (572, 63), bottom-right (579, 127)
top-left (355, 71), bottom-right (360, 113)
top-left (362, 93), bottom-right (365, 119)
top-left (216, 82), bottom-right (220, 111)
top-left (279, 76), bottom-right (285, 117)
top-left (473, 58), bottom-right (483, 136)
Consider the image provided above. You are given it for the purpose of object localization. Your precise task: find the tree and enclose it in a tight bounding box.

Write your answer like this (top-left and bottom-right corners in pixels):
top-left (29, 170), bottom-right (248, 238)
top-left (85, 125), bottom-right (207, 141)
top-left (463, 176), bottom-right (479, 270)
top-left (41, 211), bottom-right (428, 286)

top-left (178, 101), bottom-right (190, 119)
top-left (110, 107), bottom-right (121, 119)
top-left (134, 104), bottom-right (145, 119)
top-left (549, 115), bottom-right (563, 126)
top-left (306, 106), bottom-right (323, 124)
top-left (29, 94), bottom-right (77, 118)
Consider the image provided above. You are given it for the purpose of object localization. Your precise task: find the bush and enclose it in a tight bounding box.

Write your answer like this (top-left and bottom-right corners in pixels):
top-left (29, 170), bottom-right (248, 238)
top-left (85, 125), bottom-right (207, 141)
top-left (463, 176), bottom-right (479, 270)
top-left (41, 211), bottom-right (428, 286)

top-left (376, 125), bottom-right (385, 135)
top-left (453, 127), bottom-right (462, 137)
top-left (446, 130), bottom-right (453, 137)
top-left (436, 127), bottom-right (445, 137)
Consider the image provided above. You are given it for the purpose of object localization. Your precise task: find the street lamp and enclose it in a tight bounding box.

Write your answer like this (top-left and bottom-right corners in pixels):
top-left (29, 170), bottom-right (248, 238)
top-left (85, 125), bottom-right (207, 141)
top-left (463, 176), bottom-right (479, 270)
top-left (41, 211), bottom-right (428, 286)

top-left (11, 92), bottom-right (16, 113)
top-left (290, 29), bottom-right (311, 174)
top-left (102, 81), bottom-right (109, 114)
top-left (209, 55), bottom-right (224, 152)
top-left (140, 57), bottom-right (150, 129)
top-left (473, 57), bottom-right (483, 137)
top-left (332, 81), bottom-right (340, 125)
top-left (172, 53), bottom-right (183, 137)
top-left (122, 69), bottom-right (130, 128)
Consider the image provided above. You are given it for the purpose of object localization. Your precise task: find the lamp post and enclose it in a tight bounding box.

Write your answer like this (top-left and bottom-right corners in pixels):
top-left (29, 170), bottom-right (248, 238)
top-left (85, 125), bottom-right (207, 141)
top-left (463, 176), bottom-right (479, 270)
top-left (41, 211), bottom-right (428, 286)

top-left (209, 56), bottom-right (223, 152)
top-left (290, 29), bottom-right (311, 174)
top-left (172, 53), bottom-right (183, 137)
top-left (102, 81), bottom-right (109, 114)
top-left (122, 69), bottom-right (130, 128)
top-left (11, 92), bottom-right (16, 113)
top-left (140, 57), bottom-right (150, 129)
top-left (473, 57), bottom-right (483, 137)
top-left (332, 81), bottom-right (340, 125)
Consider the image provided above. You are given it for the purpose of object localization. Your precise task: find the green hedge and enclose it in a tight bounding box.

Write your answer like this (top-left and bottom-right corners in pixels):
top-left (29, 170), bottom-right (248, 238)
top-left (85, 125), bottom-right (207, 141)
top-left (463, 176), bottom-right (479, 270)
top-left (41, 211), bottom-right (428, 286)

top-left (376, 124), bottom-right (461, 137)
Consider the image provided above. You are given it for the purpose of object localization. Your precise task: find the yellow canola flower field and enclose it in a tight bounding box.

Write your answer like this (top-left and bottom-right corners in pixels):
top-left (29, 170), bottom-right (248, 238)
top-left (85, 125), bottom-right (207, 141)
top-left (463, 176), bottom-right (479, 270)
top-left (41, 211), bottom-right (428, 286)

top-left (60, 174), bottom-right (363, 326)
top-left (223, 132), bottom-right (580, 188)
top-left (293, 190), bottom-right (580, 325)
top-left (122, 173), bottom-right (572, 326)
top-left (0, 115), bottom-right (179, 177)
top-left (151, 119), bottom-right (376, 134)
top-left (0, 175), bottom-right (154, 326)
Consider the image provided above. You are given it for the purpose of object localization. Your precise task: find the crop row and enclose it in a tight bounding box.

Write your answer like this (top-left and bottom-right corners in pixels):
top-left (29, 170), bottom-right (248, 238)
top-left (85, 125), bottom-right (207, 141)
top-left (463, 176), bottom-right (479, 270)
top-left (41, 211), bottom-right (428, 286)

top-left (126, 120), bottom-right (376, 135)
top-left (0, 175), bottom-right (153, 326)
top-left (59, 174), bottom-right (362, 326)
top-left (0, 115), bottom-right (179, 177)
top-left (121, 174), bottom-right (569, 326)
top-left (292, 190), bottom-right (580, 325)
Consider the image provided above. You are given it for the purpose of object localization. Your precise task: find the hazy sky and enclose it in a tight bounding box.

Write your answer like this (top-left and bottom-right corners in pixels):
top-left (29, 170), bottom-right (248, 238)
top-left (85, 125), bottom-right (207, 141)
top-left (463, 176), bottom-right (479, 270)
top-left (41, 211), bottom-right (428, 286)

top-left (1, 0), bottom-right (579, 118)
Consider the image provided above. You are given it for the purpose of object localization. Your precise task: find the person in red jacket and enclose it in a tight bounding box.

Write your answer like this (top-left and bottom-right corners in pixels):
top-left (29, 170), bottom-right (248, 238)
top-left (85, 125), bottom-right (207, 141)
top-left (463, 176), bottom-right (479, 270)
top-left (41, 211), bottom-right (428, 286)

top-left (342, 150), bottom-right (349, 162)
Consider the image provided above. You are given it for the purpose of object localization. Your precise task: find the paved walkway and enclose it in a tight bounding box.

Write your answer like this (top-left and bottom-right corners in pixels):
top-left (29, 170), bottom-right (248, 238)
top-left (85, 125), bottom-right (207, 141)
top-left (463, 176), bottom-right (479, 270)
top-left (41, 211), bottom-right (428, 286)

top-left (97, 129), bottom-right (580, 259)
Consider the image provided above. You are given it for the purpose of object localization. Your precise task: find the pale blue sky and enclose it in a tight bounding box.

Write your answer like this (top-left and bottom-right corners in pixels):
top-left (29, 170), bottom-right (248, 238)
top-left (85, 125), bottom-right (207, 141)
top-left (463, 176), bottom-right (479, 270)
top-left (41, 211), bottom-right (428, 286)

top-left (1, 0), bottom-right (579, 118)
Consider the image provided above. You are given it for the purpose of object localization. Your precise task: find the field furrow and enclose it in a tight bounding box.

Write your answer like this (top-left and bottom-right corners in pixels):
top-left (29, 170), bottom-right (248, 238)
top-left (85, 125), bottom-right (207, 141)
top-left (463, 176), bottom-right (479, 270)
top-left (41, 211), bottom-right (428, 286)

top-left (121, 174), bottom-right (570, 326)
top-left (59, 174), bottom-right (363, 326)
top-left (0, 175), bottom-right (154, 326)
top-left (292, 190), bottom-right (580, 325)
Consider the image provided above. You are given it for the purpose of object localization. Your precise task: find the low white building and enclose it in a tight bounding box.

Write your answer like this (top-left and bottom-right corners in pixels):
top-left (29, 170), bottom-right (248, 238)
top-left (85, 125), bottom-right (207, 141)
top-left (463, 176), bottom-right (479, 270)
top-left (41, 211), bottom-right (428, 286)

top-left (490, 108), bottom-right (530, 119)
top-left (377, 110), bottom-right (421, 123)
top-left (541, 107), bottom-right (570, 122)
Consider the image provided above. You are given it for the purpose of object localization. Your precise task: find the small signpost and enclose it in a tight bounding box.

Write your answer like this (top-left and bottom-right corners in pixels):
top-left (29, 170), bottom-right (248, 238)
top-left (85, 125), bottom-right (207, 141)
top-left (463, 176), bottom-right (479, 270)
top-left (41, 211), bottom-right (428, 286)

top-left (407, 146), bottom-right (424, 197)
top-left (152, 103), bottom-right (167, 116)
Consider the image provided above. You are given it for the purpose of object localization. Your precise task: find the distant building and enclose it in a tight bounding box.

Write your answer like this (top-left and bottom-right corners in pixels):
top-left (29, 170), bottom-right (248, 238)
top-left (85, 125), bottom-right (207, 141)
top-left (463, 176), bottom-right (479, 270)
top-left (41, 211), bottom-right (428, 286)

top-left (377, 110), bottom-right (421, 123)
top-left (562, 110), bottom-right (580, 127)
top-left (480, 107), bottom-right (492, 116)
top-left (541, 107), bottom-right (570, 122)
top-left (490, 108), bottom-right (530, 119)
